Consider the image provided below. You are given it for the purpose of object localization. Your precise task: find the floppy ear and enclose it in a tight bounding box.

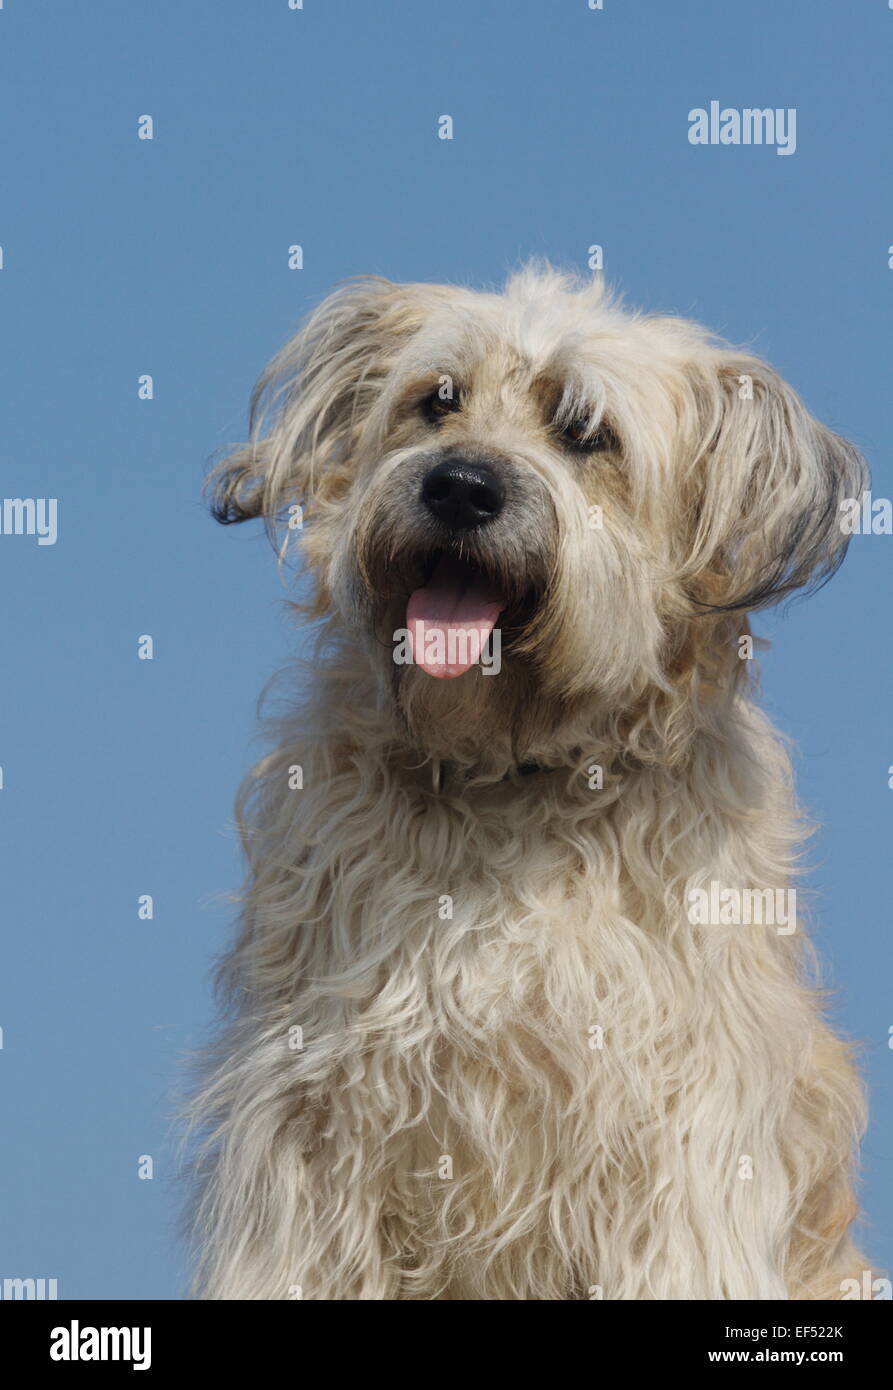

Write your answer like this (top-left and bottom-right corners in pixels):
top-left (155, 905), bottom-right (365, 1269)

top-left (207, 277), bottom-right (438, 528)
top-left (680, 351), bottom-right (868, 612)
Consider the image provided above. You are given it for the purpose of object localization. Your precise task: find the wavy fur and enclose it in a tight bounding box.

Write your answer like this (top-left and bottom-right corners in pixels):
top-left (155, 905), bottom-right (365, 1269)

top-left (192, 266), bottom-right (870, 1299)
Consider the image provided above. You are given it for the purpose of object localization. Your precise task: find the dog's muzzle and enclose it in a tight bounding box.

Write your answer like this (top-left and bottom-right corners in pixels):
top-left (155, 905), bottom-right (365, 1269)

top-left (404, 452), bottom-right (512, 678)
top-left (348, 445), bottom-right (551, 681)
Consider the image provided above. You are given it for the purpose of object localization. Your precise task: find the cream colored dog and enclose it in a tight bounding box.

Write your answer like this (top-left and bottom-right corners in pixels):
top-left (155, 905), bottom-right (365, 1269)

top-left (192, 266), bottom-right (869, 1299)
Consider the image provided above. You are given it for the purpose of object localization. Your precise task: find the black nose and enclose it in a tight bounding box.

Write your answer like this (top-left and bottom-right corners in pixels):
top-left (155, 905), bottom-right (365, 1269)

top-left (420, 457), bottom-right (505, 531)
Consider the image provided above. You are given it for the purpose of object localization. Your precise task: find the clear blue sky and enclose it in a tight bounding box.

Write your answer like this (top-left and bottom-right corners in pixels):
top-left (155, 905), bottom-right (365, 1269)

top-left (1, 0), bottom-right (890, 1298)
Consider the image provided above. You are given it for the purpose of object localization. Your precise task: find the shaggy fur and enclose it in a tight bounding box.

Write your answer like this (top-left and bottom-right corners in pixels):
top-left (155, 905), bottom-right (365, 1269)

top-left (192, 266), bottom-right (870, 1300)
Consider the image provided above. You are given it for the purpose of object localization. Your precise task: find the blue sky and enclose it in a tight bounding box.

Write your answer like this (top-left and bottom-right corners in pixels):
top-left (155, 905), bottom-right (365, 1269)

top-left (0, 0), bottom-right (890, 1297)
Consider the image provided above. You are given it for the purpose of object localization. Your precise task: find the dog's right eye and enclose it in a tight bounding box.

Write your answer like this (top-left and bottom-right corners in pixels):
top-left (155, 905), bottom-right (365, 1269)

top-left (423, 389), bottom-right (462, 423)
top-left (559, 417), bottom-right (619, 453)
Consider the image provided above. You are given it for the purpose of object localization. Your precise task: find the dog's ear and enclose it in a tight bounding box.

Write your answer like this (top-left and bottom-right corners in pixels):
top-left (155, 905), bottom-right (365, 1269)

top-left (679, 351), bottom-right (868, 612)
top-left (207, 277), bottom-right (438, 528)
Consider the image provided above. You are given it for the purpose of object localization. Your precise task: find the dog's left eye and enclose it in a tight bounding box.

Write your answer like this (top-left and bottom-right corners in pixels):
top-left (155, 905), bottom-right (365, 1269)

top-left (423, 389), bottom-right (462, 423)
top-left (559, 417), bottom-right (618, 453)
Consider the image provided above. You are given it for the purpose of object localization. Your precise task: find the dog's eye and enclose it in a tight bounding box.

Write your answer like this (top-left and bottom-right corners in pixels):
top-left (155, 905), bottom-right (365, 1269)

top-left (559, 417), bottom-right (618, 453)
top-left (423, 389), bottom-right (462, 423)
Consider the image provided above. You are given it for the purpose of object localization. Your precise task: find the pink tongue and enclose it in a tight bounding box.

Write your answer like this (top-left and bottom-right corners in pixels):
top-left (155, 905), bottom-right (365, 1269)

top-left (407, 556), bottom-right (505, 678)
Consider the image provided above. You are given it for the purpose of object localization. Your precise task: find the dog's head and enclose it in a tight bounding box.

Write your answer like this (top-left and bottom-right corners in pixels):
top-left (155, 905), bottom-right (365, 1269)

top-left (209, 266), bottom-right (866, 765)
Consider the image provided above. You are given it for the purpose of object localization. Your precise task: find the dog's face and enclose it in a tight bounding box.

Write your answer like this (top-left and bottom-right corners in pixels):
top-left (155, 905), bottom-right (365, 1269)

top-left (211, 267), bottom-right (865, 765)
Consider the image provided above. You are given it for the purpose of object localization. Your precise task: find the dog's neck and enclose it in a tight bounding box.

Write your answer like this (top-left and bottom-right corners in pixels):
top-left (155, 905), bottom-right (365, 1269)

top-left (314, 632), bottom-right (734, 791)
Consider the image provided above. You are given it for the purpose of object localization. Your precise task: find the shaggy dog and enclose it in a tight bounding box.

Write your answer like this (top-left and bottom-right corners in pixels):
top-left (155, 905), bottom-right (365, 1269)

top-left (193, 266), bottom-right (869, 1300)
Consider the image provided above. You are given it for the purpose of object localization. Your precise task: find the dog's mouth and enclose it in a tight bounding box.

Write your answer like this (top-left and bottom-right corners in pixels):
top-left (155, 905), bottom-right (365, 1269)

top-left (405, 551), bottom-right (510, 679)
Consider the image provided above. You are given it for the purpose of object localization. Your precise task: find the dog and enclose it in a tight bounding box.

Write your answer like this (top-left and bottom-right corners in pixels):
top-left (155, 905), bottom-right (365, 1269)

top-left (192, 265), bottom-right (870, 1299)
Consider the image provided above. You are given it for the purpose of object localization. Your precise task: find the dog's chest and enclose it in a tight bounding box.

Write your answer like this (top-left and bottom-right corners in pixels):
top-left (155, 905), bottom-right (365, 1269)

top-left (335, 783), bottom-right (651, 1083)
top-left (357, 815), bottom-right (653, 1156)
